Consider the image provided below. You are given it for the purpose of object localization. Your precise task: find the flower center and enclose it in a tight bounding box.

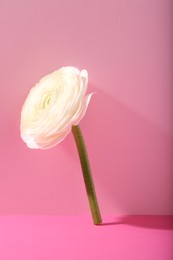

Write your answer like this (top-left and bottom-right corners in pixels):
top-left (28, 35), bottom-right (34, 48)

top-left (40, 94), bottom-right (52, 110)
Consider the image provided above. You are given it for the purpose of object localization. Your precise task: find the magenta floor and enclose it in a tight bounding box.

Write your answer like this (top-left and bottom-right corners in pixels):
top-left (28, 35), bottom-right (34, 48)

top-left (0, 215), bottom-right (172, 260)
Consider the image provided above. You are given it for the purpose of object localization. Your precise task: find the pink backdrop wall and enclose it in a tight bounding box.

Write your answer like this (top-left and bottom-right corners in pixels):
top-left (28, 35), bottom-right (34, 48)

top-left (0, 0), bottom-right (172, 215)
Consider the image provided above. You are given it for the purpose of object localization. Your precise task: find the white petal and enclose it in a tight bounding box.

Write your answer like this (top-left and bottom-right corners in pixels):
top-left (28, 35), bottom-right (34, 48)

top-left (20, 66), bottom-right (92, 149)
top-left (80, 70), bottom-right (88, 95)
top-left (21, 134), bottom-right (40, 149)
top-left (73, 93), bottom-right (93, 126)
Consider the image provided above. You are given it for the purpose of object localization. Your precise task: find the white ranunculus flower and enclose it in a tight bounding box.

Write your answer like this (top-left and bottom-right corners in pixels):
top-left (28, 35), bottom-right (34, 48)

top-left (20, 66), bottom-right (92, 149)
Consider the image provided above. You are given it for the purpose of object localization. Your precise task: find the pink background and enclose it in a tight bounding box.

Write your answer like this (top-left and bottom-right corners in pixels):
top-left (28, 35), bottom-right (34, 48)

top-left (0, 0), bottom-right (172, 215)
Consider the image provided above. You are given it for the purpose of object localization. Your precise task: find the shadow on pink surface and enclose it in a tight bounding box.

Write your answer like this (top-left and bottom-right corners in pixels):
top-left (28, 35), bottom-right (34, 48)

top-left (101, 216), bottom-right (173, 230)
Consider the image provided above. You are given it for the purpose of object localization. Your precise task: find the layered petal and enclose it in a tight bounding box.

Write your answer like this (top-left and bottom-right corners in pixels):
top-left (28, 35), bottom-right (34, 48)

top-left (20, 66), bottom-right (92, 149)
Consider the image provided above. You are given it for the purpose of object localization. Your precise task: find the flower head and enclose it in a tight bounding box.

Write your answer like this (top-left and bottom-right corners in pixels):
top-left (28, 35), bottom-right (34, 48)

top-left (20, 66), bottom-right (92, 149)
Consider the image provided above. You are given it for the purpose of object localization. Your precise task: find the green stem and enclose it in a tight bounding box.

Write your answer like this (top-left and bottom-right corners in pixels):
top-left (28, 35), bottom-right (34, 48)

top-left (72, 125), bottom-right (102, 225)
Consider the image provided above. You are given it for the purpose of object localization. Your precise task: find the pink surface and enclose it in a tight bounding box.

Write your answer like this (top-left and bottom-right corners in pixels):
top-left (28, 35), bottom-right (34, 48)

top-left (0, 0), bottom-right (173, 215)
top-left (0, 215), bottom-right (173, 260)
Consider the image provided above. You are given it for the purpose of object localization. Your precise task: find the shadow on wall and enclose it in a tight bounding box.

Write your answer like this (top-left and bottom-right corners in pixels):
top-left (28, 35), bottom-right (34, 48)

top-left (6, 83), bottom-right (173, 215)
top-left (68, 84), bottom-right (173, 215)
